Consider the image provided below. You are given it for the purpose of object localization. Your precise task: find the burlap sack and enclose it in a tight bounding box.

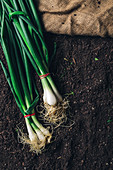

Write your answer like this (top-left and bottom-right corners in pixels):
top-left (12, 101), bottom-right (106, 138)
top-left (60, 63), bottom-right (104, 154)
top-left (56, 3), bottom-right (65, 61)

top-left (38, 0), bottom-right (113, 37)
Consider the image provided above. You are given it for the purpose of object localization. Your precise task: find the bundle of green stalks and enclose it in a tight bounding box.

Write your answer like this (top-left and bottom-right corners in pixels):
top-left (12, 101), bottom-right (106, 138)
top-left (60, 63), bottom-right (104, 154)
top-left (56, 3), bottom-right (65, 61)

top-left (0, 0), bottom-right (69, 153)
top-left (0, 1), bottom-right (51, 154)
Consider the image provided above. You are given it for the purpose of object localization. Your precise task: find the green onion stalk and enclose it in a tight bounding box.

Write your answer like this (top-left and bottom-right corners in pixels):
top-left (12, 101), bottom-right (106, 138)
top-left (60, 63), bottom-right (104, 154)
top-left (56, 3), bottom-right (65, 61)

top-left (0, 2), bottom-right (51, 154)
top-left (2, 0), bottom-right (69, 125)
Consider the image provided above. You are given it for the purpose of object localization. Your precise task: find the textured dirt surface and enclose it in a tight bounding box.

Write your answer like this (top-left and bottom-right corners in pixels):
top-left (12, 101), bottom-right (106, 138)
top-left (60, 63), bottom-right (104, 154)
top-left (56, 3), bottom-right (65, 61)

top-left (0, 34), bottom-right (113, 170)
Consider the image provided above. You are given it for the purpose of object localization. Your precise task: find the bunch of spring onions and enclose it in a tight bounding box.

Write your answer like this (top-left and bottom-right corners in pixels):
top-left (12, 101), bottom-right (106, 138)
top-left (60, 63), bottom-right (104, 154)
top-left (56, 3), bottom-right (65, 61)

top-left (0, 0), bottom-right (69, 152)
top-left (1, 0), bottom-right (69, 125)
top-left (0, 1), bottom-right (51, 154)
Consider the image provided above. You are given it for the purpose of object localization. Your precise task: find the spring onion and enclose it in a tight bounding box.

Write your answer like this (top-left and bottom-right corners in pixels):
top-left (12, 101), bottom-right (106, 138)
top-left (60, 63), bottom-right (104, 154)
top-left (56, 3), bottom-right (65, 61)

top-left (0, 1), bottom-right (51, 154)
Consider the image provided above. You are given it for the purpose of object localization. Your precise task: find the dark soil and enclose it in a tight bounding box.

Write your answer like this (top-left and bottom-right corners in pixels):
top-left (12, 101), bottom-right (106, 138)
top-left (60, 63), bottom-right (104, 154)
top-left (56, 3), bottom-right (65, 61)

top-left (0, 34), bottom-right (113, 170)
